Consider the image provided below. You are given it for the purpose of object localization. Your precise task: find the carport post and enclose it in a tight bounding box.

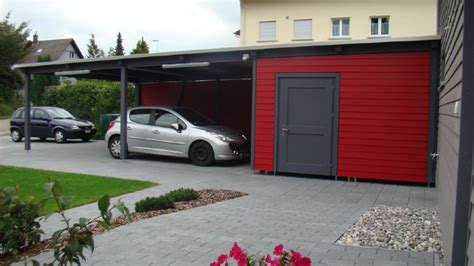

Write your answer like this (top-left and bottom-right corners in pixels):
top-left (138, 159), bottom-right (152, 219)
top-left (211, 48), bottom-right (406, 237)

top-left (120, 66), bottom-right (128, 159)
top-left (23, 71), bottom-right (31, 151)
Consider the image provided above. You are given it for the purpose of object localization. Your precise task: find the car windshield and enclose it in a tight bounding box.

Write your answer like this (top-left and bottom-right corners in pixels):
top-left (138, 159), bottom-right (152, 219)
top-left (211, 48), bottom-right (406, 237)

top-left (45, 108), bottom-right (75, 119)
top-left (173, 108), bottom-right (216, 126)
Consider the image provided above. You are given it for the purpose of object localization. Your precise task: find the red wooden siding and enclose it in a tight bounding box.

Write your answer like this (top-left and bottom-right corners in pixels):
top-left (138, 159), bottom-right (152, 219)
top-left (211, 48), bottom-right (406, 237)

top-left (255, 52), bottom-right (431, 182)
top-left (140, 80), bottom-right (252, 137)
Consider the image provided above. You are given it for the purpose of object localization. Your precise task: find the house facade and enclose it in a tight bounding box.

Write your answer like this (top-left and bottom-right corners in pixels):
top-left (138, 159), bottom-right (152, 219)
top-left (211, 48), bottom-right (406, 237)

top-left (239, 0), bottom-right (437, 46)
top-left (22, 34), bottom-right (83, 64)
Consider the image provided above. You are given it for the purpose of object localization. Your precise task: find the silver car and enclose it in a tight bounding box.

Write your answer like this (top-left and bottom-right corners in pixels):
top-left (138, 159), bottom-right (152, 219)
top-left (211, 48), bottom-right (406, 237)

top-left (105, 106), bottom-right (249, 166)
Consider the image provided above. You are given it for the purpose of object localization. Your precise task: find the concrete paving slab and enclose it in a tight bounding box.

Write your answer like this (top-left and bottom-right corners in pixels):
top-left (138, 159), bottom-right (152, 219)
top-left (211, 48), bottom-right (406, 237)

top-left (0, 136), bottom-right (439, 265)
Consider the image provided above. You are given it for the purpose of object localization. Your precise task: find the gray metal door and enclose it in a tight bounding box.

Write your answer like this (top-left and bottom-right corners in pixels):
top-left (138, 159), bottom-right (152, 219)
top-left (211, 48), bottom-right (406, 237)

top-left (276, 75), bottom-right (338, 176)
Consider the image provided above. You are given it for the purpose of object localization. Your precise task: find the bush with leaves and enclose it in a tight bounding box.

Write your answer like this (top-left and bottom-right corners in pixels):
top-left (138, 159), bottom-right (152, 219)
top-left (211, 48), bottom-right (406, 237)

top-left (135, 195), bottom-right (175, 213)
top-left (0, 186), bottom-right (43, 256)
top-left (166, 188), bottom-right (199, 202)
top-left (135, 188), bottom-right (199, 213)
top-left (37, 178), bottom-right (131, 265)
top-left (42, 80), bottom-right (135, 138)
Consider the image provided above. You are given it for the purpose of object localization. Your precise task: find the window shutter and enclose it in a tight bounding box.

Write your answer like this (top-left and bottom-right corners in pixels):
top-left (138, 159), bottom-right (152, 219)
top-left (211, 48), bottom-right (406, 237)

top-left (294, 19), bottom-right (312, 39)
top-left (259, 21), bottom-right (276, 40)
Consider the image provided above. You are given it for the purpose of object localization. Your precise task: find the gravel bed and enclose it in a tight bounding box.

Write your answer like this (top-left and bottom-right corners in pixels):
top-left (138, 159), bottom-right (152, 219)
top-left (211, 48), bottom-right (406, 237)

top-left (337, 205), bottom-right (443, 256)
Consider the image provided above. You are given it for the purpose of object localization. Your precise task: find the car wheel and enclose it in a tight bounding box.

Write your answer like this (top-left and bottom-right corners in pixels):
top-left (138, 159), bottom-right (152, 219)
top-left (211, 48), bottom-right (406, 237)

top-left (11, 129), bottom-right (23, 142)
top-left (54, 129), bottom-right (67, 143)
top-left (108, 136), bottom-right (122, 159)
top-left (82, 137), bottom-right (92, 142)
top-left (190, 142), bottom-right (215, 166)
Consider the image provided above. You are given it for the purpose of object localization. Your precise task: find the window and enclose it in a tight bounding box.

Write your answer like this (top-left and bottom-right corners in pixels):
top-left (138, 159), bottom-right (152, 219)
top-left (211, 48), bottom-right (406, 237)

top-left (153, 110), bottom-right (186, 129)
top-left (13, 109), bottom-right (24, 119)
top-left (173, 107), bottom-right (215, 126)
top-left (33, 109), bottom-right (48, 120)
top-left (259, 21), bottom-right (276, 41)
top-left (370, 17), bottom-right (389, 36)
top-left (294, 19), bottom-right (312, 40)
top-left (130, 109), bottom-right (151, 124)
top-left (69, 52), bottom-right (75, 58)
top-left (332, 18), bottom-right (350, 37)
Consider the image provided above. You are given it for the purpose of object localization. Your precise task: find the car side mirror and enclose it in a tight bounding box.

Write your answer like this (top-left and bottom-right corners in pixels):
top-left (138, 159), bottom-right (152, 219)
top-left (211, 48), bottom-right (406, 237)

top-left (171, 123), bottom-right (182, 133)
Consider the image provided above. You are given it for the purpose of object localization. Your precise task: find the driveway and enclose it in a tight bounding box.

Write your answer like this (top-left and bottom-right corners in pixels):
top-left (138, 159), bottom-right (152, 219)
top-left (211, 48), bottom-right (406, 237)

top-left (0, 119), bottom-right (9, 137)
top-left (0, 136), bottom-right (438, 265)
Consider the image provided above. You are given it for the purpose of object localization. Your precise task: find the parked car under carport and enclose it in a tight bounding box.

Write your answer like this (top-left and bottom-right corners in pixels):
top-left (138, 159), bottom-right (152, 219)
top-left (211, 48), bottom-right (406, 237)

top-left (12, 36), bottom-right (439, 184)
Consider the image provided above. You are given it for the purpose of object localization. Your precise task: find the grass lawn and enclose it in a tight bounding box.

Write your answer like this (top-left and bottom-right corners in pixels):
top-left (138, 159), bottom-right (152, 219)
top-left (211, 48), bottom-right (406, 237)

top-left (0, 115), bottom-right (10, 120)
top-left (0, 165), bottom-right (157, 214)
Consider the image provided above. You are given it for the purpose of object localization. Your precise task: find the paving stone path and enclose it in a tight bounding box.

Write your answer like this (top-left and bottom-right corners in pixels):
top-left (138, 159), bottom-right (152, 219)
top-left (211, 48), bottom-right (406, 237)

top-left (0, 137), bottom-right (438, 265)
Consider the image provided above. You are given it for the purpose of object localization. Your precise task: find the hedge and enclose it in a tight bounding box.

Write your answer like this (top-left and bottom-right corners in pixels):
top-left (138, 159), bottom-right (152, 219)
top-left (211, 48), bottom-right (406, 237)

top-left (42, 80), bottom-right (135, 138)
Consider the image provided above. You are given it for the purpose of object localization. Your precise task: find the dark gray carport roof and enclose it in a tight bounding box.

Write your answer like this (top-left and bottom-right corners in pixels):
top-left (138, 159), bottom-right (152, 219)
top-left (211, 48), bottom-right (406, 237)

top-left (13, 35), bottom-right (440, 83)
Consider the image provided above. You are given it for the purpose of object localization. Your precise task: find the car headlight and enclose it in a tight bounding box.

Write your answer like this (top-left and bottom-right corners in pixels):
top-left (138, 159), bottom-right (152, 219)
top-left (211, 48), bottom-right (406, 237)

top-left (71, 125), bottom-right (79, 130)
top-left (207, 131), bottom-right (235, 142)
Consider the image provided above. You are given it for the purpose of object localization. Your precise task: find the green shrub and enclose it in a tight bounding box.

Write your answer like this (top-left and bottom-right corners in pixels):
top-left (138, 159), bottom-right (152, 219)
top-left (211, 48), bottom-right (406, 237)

top-left (0, 186), bottom-right (43, 255)
top-left (42, 80), bottom-right (135, 138)
top-left (0, 103), bottom-right (13, 117)
top-left (135, 195), bottom-right (175, 213)
top-left (134, 188), bottom-right (199, 213)
top-left (166, 188), bottom-right (199, 202)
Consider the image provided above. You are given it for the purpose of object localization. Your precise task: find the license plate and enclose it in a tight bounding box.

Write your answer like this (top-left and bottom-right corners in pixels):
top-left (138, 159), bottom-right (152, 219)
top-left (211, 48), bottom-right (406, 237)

top-left (85, 130), bottom-right (91, 133)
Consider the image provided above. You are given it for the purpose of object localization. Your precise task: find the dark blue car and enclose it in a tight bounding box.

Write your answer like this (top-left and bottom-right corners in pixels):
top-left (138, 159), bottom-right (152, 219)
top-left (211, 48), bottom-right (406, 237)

top-left (10, 107), bottom-right (96, 143)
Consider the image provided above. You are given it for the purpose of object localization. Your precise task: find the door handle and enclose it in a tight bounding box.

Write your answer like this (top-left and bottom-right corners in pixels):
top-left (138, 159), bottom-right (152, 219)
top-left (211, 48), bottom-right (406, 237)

top-left (282, 127), bottom-right (289, 136)
top-left (152, 130), bottom-right (160, 134)
top-left (127, 126), bottom-right (132, 130)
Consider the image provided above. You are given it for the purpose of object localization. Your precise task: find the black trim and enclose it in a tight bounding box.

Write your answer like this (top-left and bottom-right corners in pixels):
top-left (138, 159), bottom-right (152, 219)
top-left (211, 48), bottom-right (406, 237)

top-left (452, 0), bottom-right (474, 264)
top-left (134, 82), bottom-right (141, 107)
top-left (427, 41), bottom-right (440, 184)
top-left (273, 73), bottom-right (340, 176)
top-left (23, 71), bottom-right (31, 151)
top-left (70, 39), bottom-right (84, 59)
top-left (251, 58), bottom-right (256, 171)
top-left (120, 66), bottom-right (128, 159)
top-left (17, 40), bottom-right (437, 80)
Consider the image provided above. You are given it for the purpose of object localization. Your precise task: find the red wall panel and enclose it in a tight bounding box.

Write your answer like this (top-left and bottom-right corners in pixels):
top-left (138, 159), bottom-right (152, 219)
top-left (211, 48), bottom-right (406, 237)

top-left (140, 80), bottom-right (252, 138)
top-left (255, 52), bottom-right (431, 182)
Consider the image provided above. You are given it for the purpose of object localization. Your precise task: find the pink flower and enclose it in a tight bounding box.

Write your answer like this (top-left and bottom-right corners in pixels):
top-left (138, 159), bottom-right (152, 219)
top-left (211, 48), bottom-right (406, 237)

top-left (300, 257), bottom-right (312, 266)
top-left (229, 242), bottom-right (244, 261)
top-left (290, 249), bottom-right (312, 266)
top-left (210, 262), bottom-right (219, 266)
top-left (237, 256), bottom-right (247, 266)
top-left (217, 254), bottom-right (228, 264)
top-left (266, 255), bottom-right (279, 266)
top-left (273, 244), bottom-right (284, 256)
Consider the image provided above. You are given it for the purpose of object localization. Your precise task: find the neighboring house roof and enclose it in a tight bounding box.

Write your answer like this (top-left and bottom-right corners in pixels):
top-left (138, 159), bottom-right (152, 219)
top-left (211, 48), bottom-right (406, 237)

top-left (21, 38), bottom-right (83, 64)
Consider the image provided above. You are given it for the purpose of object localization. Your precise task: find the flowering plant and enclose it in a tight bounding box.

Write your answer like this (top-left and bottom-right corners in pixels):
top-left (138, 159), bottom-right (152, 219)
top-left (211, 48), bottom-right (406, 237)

top-left (210, 243), bottom-right (311, 266)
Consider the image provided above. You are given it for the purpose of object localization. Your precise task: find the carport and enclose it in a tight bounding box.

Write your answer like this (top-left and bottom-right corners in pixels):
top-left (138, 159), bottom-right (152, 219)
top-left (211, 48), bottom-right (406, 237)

top-left (13, 36), bottom-right (440, 183)
top-left (14, 47), bottom-right (256, 163)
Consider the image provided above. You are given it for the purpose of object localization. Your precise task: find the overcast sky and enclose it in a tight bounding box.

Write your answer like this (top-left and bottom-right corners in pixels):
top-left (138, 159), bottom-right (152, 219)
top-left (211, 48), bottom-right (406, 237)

top-left (0, 0), bottom-right (241, 56)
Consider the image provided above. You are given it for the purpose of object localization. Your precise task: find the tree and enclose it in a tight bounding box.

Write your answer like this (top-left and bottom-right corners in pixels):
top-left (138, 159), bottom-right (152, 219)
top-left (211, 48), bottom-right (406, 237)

top-left (86, 34), bottom-right (104, 58)
top-left (130, 37), bottom-right (150, 54)
top-left (0, 12), bottom-right (30, 104)
top-left (30, 55), bottom-right (59, 105)
top-left (114, 32), bottom-right (124, 56)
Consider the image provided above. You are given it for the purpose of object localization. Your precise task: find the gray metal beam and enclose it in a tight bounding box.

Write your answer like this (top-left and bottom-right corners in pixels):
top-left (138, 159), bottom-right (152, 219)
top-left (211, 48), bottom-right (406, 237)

top-left (215, 79), bottom-right (221, 123)
top-left (177, 80), bottom-right (187, 106)
top-left (452, 0), bottom-right (474, 264)
top-left (250, 58), bottom-right (256, 171)
top-left (134, 82), bottom-right (141, 107)
top-left (23, 71), bottom-right (31, 151)
top-left (426, 41), bottom-right (440, 184)
top-left (120, 66), bottom-right (128, 159)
